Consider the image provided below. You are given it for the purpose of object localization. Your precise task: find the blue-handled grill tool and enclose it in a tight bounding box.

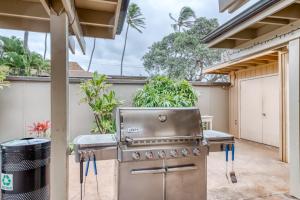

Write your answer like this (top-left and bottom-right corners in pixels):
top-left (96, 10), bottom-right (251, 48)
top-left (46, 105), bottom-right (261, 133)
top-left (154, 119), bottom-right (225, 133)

top-left (230, 144), bottom-right (237, 183)
top-left (83, 151), bottom-right (99, 197)
top-left (225, 144), bottom-right (230, 183)
top-left (84, 152), bottom-right (91, 196)
top-left (93, 152), bottom-right (99, 195)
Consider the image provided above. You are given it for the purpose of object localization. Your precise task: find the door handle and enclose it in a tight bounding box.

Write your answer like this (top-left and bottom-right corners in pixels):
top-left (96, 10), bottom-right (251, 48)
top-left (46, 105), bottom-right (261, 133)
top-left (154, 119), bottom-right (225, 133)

top-left (167, 165), bottom-right (198, 173)
top-left (131, 168), bottom-right (166, 175)
top-left (262, 113), bottom-right (266, 117)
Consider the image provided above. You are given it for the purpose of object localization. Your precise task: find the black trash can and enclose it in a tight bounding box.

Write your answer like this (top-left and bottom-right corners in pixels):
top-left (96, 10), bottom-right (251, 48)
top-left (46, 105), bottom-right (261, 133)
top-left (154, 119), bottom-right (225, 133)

top-left (0, 138), bottom-right (51, 200)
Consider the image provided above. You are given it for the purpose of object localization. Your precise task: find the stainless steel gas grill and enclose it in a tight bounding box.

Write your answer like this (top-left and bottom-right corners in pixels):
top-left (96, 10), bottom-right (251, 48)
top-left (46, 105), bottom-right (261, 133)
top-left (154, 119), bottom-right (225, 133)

top-left (74, 107), bottom-right (235, 200)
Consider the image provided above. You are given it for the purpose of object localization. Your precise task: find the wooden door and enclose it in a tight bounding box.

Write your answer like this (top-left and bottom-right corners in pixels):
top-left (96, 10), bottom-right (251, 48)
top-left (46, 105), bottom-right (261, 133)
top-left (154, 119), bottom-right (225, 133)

top-left (240, 78), bottom-right (263, 143)
top-left (262, 76), bottom-right (280, 147)
top-left (240, 75), bottom-right (280, 147)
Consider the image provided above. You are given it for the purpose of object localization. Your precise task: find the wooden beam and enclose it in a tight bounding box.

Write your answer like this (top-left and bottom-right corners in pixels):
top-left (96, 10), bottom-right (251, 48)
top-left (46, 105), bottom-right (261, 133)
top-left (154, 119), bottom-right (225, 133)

top-left (269, 4), bottom-right (300, 20)
top-left (244, 60), bottom-right (269, 65)
top-left (61, 0), bottom-right (86, 54)
top-left (0, 0), bottom-right (48, 20)
top-left (0, 15), bottom-right (50, 32)
top-left (288, 38), bottom-right (300, 199)
top-left (81, 25), bottom-right (114, 39)
top-left (39, 0), bottom-right (80, 54)
top-left (50, 12), bottom-right (69, 200)
top-left (213, 39), bottom-right (236, 48)
top-left (257, 18), bottom-right (290, 26)
top-left (231, 62), bottom-right (257, 67)
top-left (227, 0), bottom-right (249, 14)
top-left (255, 55), bottom-right (278, 61)
top-left (227, 66), bottom-right (249, 70)
top-left (228, 29), bottom-right (257, 41)
top-left (77, 8), bottom-right (114, 28)
top-left (68, 37), bottom-right (76, 54)
top-left (113, 0), bottom-right (122, 36)
top-left (218, 0), bottom-right (248, 13)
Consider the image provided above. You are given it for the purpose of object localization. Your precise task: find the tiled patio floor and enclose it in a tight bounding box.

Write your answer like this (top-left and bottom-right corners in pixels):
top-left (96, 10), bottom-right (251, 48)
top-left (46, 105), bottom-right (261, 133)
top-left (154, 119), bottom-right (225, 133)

top-left (69, 140), bottom-right (295, 200)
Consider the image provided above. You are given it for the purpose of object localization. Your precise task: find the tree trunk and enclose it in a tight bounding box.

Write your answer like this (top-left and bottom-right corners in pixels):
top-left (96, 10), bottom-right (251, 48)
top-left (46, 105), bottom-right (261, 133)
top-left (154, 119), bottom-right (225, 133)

top-left (43, 33), bottom-right (48, 60)
top-left (120, 24), bottom-right (130, 76)
top-left (87, 38), bottom-right (96, 72)
top-left (24, 31), bottom-right (29, 50)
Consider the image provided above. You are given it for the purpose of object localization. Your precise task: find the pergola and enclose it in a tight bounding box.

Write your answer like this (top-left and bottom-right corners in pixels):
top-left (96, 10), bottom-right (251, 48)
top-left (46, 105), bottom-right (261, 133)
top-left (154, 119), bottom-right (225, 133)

top-left (0, 0), bottom-right (129, 199)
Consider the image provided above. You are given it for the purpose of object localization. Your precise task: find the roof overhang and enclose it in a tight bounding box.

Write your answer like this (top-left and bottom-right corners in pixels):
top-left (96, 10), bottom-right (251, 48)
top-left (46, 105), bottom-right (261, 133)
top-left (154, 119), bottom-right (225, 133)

top-left (204, 50), bottom-right (279, 74)
top-left (203, 0), bottom-right (300, 48)
top-left (219, 0), bottom-right (250, 13)
top-left (0, 0), bottom-right (129, 53)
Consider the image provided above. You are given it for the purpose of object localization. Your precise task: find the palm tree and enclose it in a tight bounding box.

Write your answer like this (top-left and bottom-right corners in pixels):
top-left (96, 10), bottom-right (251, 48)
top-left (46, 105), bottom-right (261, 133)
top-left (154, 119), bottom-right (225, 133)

top-left (169, 7), bottom-right (196, 32)
top-left (43, 33), bottom-right (48, 60)
top-left (120, 3), bottom-right (145, 76)
top-left (87, 38), bottom-right (96, 72)
top-left (24, 31), bottom-right (29, 50)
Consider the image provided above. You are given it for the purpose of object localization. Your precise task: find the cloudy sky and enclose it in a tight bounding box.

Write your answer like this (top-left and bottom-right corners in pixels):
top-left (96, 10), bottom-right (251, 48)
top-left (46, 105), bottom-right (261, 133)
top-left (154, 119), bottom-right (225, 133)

top-left (0, 0), bottom-right (259, 76)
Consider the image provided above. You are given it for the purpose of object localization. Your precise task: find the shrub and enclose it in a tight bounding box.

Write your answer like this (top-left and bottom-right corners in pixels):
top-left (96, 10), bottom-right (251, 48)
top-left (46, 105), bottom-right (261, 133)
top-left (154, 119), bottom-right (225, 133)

top-left (133, 76), bottom-right (198, 107)
top-left (0, 65), bottom-right (9, 90)
top-left (81, 72), bottom-right (121, 134)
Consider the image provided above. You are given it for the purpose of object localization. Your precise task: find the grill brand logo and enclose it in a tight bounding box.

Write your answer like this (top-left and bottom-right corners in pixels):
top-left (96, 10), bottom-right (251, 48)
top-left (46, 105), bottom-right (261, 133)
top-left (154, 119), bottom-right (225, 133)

top-left (127, 127), bottom-right (143, 137)
top-left (127, 127), bottom-right (141, 133)
top-left (1, 173), bottom-right (13, 191)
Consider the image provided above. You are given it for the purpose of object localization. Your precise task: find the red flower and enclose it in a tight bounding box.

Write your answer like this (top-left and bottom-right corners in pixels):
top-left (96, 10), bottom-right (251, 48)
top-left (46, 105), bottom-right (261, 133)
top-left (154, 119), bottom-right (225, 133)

top-left (28, 121), bottom-right (51, 137)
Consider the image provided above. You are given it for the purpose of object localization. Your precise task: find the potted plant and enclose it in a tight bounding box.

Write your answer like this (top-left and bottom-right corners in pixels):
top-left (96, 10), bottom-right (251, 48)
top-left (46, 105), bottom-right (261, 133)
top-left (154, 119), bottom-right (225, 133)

top-left (81, 72), bottom-right (121, 134)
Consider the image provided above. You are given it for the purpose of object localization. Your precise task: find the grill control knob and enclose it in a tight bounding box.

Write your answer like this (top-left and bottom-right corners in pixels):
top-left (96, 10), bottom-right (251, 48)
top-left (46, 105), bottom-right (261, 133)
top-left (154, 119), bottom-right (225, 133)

top-left (132, 152), bottom-right (141, 160)
top-left (158, 151), bottom-right (166, 159)
top-left (181, 148), bottom-right (189, 157)
top-left (193, 148), bottom-right (201, 156)
top-left (170, 150), bottom-right (178, 158)
top-left (145, 151), bottom-right (154, 159)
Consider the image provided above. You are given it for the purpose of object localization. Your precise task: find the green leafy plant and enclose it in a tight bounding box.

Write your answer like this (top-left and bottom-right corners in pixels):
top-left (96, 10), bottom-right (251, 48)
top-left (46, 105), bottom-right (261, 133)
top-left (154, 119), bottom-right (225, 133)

top-left (81, 72), bottom-right (121, 134)
top-left (0, 65), bottom-right (9, 90)
top-left (133, 76), bottom-right (198, 107)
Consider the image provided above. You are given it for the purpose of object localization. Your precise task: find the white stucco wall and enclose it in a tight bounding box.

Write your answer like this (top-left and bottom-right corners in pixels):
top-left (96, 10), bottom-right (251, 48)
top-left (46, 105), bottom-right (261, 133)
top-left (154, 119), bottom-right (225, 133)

top-left (0, 78), bottom-right (229, 142)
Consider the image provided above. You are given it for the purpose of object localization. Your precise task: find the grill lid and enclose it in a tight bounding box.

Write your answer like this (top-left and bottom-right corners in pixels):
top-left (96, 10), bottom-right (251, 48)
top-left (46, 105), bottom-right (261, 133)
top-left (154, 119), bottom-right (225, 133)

top-left (116, 107), bottom-right (203, 142)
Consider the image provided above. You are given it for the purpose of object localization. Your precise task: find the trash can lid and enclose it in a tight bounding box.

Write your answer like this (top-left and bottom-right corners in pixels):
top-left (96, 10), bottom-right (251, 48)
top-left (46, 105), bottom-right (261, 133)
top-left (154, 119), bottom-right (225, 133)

top-left (1, 138), bottom-right (51, 152)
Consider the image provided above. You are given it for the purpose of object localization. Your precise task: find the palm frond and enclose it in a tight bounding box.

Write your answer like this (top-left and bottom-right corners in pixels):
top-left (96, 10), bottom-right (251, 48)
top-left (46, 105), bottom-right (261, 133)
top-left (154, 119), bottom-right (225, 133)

top-left (126, 3), bottom-right (146, 33)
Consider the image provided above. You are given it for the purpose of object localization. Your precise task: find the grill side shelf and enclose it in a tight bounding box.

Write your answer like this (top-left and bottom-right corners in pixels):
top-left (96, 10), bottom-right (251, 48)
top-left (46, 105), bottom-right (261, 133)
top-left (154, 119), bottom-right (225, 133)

top-left (204, 130), bottom-right (235, 152)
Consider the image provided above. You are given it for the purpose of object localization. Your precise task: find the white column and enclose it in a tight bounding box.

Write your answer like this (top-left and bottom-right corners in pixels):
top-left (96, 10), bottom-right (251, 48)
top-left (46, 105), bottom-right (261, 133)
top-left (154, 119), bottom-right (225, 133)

top-left (50, 12), bottom-right (69, 200)
top-left (288, 38), bottom-right (300, 198)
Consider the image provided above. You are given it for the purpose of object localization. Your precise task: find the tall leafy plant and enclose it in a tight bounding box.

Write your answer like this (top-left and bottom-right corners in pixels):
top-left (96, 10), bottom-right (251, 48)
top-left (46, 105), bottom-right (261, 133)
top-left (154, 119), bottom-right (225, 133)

top-left (0, 65), bottom-right (9, 90)
top-left (81, 72), bottom-right (121, 134)
top-left (133, 76), bottom-right (198, 107)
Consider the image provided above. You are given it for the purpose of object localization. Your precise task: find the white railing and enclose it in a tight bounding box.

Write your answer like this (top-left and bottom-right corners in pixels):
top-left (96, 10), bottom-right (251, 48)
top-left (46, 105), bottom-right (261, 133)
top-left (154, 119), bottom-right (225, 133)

top-left (202, 116), bottom-right (213, 130)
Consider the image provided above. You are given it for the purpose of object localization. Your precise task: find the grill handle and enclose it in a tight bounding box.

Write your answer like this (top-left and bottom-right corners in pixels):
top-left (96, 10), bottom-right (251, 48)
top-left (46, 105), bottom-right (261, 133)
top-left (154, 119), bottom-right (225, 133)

top-left (131, 168), bottom-right (166, 175)
top-left (167, 165), bottom-right (198, 173)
